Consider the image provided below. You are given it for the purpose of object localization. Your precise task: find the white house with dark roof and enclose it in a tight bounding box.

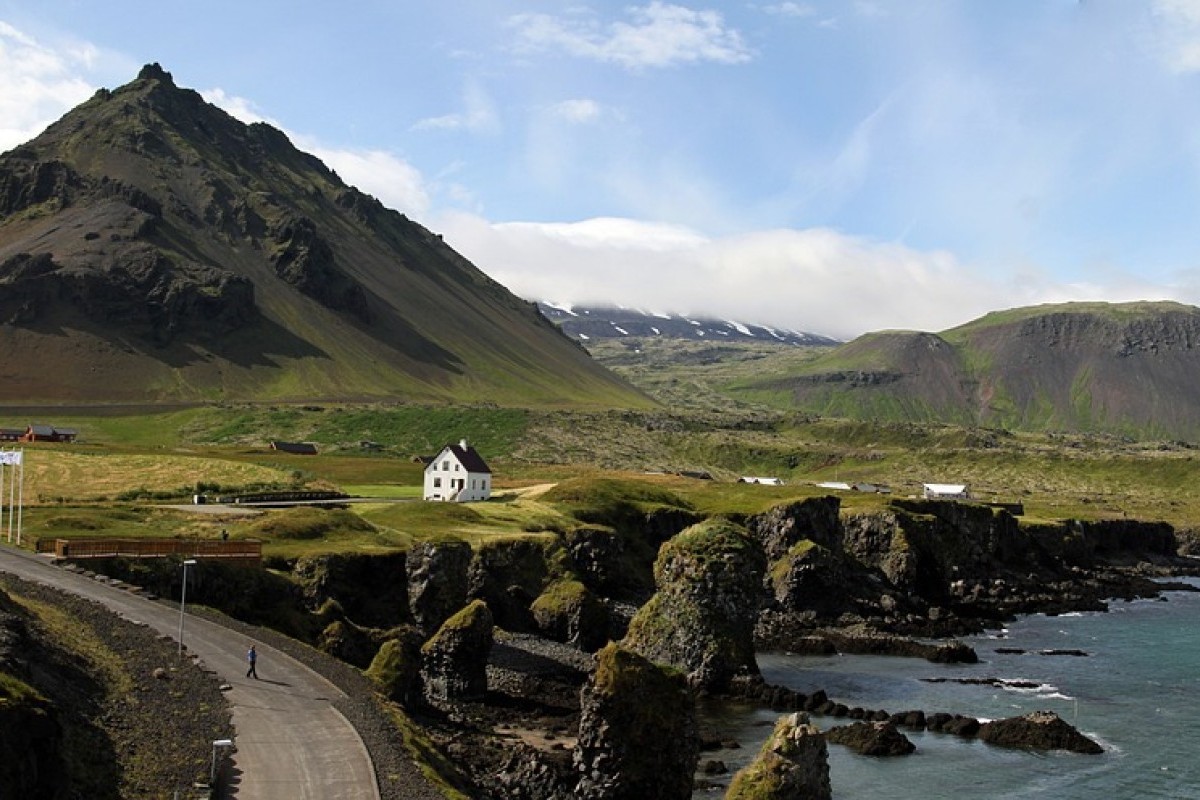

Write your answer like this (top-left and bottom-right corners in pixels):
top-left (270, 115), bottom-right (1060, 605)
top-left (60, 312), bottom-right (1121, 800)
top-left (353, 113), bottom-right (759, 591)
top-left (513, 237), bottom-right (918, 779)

top-left (423, 439), bottom-right (492, 502)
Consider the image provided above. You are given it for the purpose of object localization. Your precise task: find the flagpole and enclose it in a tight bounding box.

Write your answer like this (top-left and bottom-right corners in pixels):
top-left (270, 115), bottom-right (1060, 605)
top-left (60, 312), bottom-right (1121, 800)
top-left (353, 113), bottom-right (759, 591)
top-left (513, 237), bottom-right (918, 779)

top-left (1, 458), bottom-right (7, 543)
top-left (16, 451), bottom-right (24, 546)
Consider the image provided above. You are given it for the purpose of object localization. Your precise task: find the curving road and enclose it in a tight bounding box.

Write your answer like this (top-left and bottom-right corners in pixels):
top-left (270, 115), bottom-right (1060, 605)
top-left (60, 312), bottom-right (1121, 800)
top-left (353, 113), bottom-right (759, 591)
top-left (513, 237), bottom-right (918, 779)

top-left (0, 545), bottom-right (381, 800)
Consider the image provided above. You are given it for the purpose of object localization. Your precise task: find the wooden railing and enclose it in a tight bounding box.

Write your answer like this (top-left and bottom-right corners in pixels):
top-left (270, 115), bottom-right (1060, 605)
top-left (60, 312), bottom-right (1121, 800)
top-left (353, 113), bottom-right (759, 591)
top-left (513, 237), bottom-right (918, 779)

top-left (40, 538), bottom-right (261, 563)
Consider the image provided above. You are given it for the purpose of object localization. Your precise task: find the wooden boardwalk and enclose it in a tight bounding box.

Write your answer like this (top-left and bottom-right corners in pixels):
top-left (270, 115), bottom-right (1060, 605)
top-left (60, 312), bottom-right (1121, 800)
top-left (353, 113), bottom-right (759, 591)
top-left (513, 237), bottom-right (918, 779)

top-left (37, 537), bottom-right (261, 563)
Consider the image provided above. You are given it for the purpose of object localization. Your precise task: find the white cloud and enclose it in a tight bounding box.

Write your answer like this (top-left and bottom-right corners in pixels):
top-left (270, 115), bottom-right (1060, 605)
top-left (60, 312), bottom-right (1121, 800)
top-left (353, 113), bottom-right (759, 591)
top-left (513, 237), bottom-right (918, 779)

top-left (304, 143), bottom-right (431, 218)
top-left (411, 81), bottom-right (499, 133)
top-left (1154, 0), bottom-right (1200, 72)
top-left (508, 2), bottom-right (753, 70)
top-left (436, 213), bottom-right (1183, 341)
top-left (549, 98), bottom-right (604, 124)
top-left (201, 88), bottom-right (272, 125)
top-left (0, 22), bottom-right (100, 151)
top-left (763, 3), bottom-right (816, 19)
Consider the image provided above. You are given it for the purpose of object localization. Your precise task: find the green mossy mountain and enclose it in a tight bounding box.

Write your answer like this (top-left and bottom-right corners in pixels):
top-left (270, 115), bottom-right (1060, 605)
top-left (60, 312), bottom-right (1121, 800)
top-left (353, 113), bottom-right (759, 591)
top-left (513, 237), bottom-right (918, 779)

top-left (743, 301), bottom-right (1200, 439)
top-left (0, 64), bottom-right (649, 407)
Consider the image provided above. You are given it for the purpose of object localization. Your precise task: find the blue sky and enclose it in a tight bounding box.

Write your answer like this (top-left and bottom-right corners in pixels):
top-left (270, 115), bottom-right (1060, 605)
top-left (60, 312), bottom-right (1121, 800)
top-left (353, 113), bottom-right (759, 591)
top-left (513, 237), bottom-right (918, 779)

top-left (3, 1), bottom-right (1200, 339)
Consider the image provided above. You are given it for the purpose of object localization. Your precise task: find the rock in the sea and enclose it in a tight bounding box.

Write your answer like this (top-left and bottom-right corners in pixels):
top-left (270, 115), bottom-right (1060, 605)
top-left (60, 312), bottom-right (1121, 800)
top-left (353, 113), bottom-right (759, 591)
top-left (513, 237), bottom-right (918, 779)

top-left (824, 720), bottom-right (915, 756)
top-left (725, 712), bottom-right (831, 800)
top-left (420, 599), bottom-right (493, 705)
top-left (574, 643), bottom-right (698, 800)
top-left (622, 518), bottom-right (766, 691)
top-left (977, 710), bottom-right (1103, 754)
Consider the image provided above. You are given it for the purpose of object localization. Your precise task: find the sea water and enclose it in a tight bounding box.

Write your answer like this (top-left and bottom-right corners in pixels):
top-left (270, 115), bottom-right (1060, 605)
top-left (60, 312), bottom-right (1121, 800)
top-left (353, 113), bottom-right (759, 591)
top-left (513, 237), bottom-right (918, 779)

top-left (696, 578), bottom-right (1200, 799)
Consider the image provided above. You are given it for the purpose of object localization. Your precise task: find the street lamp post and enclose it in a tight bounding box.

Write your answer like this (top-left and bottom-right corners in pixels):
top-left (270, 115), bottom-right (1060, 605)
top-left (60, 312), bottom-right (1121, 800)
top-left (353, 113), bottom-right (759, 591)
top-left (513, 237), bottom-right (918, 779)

top-left (210, 738), bottom-right (234, 791)
top-left (178, 559), bottom-right (197, 656)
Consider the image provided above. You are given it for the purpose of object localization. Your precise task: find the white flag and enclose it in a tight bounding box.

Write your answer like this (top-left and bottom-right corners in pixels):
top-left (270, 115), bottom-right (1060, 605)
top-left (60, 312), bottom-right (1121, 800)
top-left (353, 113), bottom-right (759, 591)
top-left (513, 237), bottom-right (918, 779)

top-left (0, 451), bottom-right (22, 466)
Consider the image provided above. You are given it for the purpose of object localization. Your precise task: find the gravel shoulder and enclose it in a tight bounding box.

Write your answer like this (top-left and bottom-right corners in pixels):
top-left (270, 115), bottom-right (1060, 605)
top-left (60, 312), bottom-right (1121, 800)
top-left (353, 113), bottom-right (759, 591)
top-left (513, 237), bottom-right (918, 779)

top-left (0, 573), bottom-right (233, 799)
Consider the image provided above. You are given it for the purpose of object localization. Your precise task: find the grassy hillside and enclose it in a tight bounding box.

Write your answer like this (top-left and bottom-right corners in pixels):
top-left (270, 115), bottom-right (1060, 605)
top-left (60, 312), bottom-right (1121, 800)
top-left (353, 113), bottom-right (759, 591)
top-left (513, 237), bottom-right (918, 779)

top-left (721, 301), bottom-right (1200, 440)
top-left (6, 403), bottom-right (1200, 564)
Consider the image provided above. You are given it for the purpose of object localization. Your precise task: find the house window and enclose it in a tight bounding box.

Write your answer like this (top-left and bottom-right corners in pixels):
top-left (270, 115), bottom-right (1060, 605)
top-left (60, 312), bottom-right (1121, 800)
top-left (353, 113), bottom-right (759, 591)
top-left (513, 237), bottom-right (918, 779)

top-left (454, 464), bottom-right (460, 471)
top-left (442, 460), bottom-right (449, 470)
top-left (434, 478), bottom-right (441, 488)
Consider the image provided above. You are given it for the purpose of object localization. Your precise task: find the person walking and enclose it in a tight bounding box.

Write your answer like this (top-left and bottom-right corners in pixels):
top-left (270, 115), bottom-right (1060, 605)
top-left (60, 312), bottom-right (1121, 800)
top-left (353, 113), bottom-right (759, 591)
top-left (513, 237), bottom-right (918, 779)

top-left (246, 644), bottom-right (258, 679)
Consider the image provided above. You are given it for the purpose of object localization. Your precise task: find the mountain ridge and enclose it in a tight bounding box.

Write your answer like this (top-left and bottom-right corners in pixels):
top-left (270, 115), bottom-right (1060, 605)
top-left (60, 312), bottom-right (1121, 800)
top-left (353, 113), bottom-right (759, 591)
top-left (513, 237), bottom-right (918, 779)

top-left (742, 300), bottom-right (1200, 440)
top-left (0, 64), bottom-right (649, 408)
top-left (536, 302), bottom-right (840, 346)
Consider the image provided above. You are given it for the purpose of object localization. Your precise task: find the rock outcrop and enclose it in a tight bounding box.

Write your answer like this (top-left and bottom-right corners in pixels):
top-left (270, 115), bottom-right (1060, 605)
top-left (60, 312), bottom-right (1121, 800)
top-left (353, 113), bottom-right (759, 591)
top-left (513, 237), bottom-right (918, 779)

top-left (420, 599), bottom-right (494, 706)
top-left (623, 518), bottom-right (766, 691)
top-left (724, 712), bottom-right (831, 800)
top-left (407, 540), bottom-right (471, 636)
top-left (469, 539), bottom-right (553, 632)
top-left (824, 720), bottom-right (915, 756)
top-left (364, 625), bottom-right (425, 707)
top-left (977, 710), bottom-right (1103, 754)
top-left (530, 578), bottom-right (610, 652)
top-left (573, 643), bottom-right (698, 800)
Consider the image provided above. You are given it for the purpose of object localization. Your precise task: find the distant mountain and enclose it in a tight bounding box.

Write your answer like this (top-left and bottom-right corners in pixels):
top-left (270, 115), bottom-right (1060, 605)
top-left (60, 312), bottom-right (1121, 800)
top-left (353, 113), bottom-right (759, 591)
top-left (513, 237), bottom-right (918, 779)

top-left (742, 301), bottom-right (1200, 440)
top-left (0, 64), bottom-right (648, 408)
top-left (537, 302), bottom-right (840, 346)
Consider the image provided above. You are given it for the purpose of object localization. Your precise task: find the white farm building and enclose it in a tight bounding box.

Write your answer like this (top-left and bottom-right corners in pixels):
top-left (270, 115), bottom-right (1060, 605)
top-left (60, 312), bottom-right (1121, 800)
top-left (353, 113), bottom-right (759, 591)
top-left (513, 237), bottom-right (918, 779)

top-left (423, 439), bottom-right (492, 502)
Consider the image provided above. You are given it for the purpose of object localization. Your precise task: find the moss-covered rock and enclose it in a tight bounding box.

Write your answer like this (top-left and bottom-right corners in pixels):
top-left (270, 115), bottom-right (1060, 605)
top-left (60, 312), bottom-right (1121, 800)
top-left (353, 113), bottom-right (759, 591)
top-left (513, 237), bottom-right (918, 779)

top-left (365, 626), bottom-right (424, 707)
top-left (530, 578), bottom-right (610, 652)
top-left (747, 496), bottom-right (842, 562)
top-left (574, 643), bottom-right (697, 800)
top-left (725, 712), bottom-right (830, 800)
top-left (420, 599), bottom-right (493, 705)
top-left (622, 518), bottom-right (766, 691)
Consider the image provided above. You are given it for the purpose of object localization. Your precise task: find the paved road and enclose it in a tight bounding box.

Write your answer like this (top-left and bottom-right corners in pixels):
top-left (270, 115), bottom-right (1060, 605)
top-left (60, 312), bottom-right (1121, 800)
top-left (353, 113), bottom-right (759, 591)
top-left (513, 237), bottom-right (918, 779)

top-left (0, 545), bottom-right (381, 800)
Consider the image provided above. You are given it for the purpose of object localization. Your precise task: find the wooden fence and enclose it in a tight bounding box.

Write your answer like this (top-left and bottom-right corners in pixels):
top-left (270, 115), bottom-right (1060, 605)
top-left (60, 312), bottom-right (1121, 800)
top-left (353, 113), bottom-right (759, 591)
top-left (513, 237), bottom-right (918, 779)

top-left (38, 538), bottom-right (261, 563)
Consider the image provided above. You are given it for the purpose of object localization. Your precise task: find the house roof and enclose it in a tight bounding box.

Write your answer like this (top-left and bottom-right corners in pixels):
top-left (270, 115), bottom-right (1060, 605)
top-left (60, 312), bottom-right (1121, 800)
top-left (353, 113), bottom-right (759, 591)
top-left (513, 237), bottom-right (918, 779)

top-left (430, 442), bottom-right (492, 474)
top-left (271, 441), bottom-right (318, 455)
top-left (924, 483), bottom-right (967, 494)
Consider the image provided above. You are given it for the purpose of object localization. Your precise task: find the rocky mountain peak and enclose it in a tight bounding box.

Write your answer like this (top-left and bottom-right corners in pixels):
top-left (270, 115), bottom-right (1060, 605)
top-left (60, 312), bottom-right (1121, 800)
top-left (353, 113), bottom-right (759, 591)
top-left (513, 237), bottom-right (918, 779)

top-left (0, 65), bottom-right (648, 407)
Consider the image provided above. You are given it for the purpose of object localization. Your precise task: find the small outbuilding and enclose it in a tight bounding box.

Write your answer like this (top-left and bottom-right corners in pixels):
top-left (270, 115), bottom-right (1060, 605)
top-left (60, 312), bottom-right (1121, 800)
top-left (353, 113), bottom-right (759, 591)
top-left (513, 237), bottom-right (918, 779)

top-left (423, 439), bottom-right (492, 502)
top-left (923, 483), bottom-right (969, 500)
top-left (271, 441), bottom-right (318, 455)
top-left (21, 424), bottom-right (77, 443)
top-left (739, 476), bottom-right (784, 486)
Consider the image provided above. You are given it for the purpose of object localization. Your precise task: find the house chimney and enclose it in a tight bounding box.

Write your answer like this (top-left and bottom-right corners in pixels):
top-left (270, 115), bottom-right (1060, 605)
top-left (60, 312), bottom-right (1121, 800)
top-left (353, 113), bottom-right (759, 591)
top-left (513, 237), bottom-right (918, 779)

top-left (459, 438), bottom-right (468, 449)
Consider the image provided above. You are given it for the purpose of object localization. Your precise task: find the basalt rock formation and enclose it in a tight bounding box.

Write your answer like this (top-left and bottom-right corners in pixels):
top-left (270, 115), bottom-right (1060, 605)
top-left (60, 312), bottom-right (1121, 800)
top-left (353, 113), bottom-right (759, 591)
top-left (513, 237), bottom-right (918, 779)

top-left (824, 720), bottom-right (916, 756)
top-left (724, 712), bottom-right (832, 800)
top-left (754, 495), bottom-right (1185, 648)
top-left (573, 643), bottom-right (698, 800)
top-left (420, 599), bottom-right (493, 706)
top-left (407, 540), bottom-right (471, 637)
top-left (978, 710), bottom-right (1103, 754)
top-left (622, 518), bottom-right (766, 691)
